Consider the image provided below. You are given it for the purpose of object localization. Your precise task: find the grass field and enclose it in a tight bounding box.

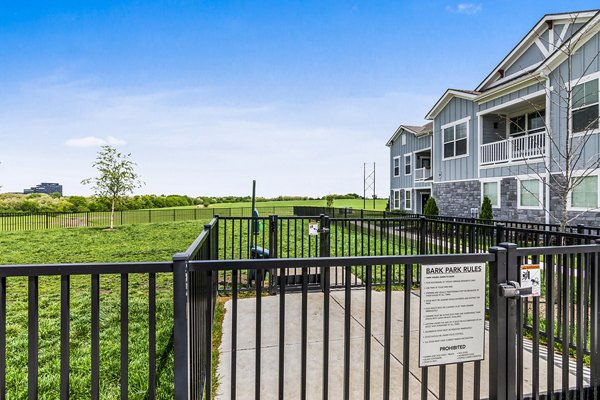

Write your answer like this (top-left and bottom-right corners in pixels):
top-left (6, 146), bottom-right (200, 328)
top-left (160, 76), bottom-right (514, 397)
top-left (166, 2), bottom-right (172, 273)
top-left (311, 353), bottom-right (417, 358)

top-left (208, 198), bottom-right (387, 210)
top-left (0, 220), bottom-right (208, 399)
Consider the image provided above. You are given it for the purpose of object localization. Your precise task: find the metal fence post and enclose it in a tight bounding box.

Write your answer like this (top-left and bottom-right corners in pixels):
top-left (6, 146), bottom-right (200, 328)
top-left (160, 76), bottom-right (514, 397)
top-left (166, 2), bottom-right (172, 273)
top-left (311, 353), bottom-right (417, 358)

top-left (268, 215), bottom-right (278, 293)
top-left (419, 216), bottom-right (427, 255)
top-left (488, 245), bottom-right (508, 400)
top-left (319, 215), bottom-right (331, 291)
top-left (591, 239), bottom-right (600, 394)
top-left (501, 242), bottom-right (518, 400)
top-left (173, 253), bottom-right (189, 400)
top-left (469, 220), bottom-right (476, 253)
top-left (495, 223), bottom-right (505, 245)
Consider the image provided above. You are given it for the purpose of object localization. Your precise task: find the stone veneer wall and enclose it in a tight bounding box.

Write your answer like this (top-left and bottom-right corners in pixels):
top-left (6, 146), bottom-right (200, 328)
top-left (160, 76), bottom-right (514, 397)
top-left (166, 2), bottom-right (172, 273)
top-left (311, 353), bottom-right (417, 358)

top-left (548, 175), bottom-right (600, 226)
top-left (411, 176), bottom-right (599, 227)
top-left (432, 181), bottom-right (481, 218)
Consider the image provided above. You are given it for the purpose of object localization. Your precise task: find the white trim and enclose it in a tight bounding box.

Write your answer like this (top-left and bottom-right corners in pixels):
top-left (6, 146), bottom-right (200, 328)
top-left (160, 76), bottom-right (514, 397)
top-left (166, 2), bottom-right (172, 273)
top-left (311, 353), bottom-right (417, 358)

top-left (476, 89), bottom-right (547, 116)
top-left (516, 175), bottom-right (544, 210)
top-left (426, 90), bottom-right (478, 120)
top-left (404, 189), bottom-right (412, 210)
top-left (434, 177), bottom-right (480, 184)
top-left (549, 25), bottom-right (555, 52)
top-left (480, 178), bottom-right (502, 209)
top-left (441, 117), bottom-right (470, 161)
top-left (393, 156), bottom-right (401, 177)
top-left (392, 189), bottom-right (401, 210)
top-left (440, 116), bottom-right (471, 130)
top-left (558, 22), bottom-right (571, 42)
top-left (544, 77), bottom-right (551, 224)
top-left (475, 12), bottom-right (597, 92)
top-left (479, 158), bottom-right (545, 170)
top-left (534, 37), bottom-right (549, 57)
top-left (569, 73), bottom-right (600, 136)
top-left (566, 170), bottom-right (600, 211)
top-left (477, 115), bottom-right (482, 179)
top-left (404, 153), bottom-right (412, 176)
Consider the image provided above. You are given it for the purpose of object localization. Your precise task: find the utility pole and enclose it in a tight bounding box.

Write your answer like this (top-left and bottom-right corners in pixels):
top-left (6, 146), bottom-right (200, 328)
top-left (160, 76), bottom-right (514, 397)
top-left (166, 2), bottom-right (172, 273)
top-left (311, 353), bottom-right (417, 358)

top-left (363, 162), bottom-right (375, 210)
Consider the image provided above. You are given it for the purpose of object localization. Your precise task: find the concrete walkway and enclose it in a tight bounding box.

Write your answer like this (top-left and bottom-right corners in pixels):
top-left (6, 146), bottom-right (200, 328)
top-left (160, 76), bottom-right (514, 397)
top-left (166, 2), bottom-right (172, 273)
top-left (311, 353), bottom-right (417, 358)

top-left (217, 289), bottom-right (583, 399)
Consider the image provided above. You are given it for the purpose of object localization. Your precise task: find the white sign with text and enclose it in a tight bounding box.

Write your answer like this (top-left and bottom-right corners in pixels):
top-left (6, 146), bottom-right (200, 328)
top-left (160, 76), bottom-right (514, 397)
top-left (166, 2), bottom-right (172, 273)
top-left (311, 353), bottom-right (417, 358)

top-left (419, 263), bottom-right (486, 367)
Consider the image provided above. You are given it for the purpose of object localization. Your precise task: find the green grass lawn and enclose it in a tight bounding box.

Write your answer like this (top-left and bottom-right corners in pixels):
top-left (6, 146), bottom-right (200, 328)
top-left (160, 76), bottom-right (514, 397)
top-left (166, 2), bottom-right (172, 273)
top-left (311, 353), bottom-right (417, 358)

top-left (0, 220), bottom-right (208, 399)
top-left (208, 198), bottom-right (388, 210)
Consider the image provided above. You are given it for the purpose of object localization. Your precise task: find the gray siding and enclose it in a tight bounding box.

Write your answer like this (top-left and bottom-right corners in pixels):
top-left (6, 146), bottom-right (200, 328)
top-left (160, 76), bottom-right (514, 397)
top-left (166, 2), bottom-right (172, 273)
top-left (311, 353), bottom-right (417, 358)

top-left (548, 30), bottom-right (600, 173)
top-left (481, 114), bottom-right (506, 143)
top-left (433, 97), bottom-right (478, 182)
top-left (479, 163), bottom-right (546, 179)
top-left (505, 44), bottom-right (545, 76)
top-left (389, 130), bottom-right (432, 191)
top-left (479, 82), bottom-right (545, 112)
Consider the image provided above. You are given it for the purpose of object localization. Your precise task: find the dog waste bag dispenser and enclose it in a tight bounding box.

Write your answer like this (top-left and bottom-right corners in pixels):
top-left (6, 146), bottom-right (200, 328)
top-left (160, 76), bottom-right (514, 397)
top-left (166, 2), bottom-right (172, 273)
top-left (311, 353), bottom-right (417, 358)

top-left (252, 208), bottom-right (262, 235)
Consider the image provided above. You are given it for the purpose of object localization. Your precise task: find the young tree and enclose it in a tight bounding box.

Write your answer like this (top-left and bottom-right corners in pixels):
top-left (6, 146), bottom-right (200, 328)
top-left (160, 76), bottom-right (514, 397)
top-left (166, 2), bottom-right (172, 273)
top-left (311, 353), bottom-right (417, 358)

top-left (423, 196), bottom-right (439, 216)
top-left (82, 145), bottom-right (144, 229)
top-left (491, 13), bottom-right (600, 232)
top-left (479, 196), bottom-right (493, 223)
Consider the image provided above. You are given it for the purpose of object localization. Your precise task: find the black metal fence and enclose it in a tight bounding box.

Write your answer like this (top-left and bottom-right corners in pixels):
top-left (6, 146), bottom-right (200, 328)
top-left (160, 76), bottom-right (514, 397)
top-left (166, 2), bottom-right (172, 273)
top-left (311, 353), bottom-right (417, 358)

top-left (2, 213), bottom-right (600, 398)
top-left (0, 206), bottom-right (296, 232)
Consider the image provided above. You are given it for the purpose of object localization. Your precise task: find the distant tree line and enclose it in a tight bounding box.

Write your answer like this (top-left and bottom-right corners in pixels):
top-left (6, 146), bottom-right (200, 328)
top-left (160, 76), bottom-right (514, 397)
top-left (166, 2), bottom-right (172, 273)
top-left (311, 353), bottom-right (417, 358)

top-left (0, 193), bottom-right (196, 213)
top-left (0, 192), bottom-right (364, 213)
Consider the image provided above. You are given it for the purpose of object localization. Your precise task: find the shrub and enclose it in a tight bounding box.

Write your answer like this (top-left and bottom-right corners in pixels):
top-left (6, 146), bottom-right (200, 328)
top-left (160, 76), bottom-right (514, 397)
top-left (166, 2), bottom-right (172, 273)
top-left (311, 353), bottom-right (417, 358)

top-left (480, 196), bottom-right (493, 222)
top-left (423, 197), bottom-right (439, 216)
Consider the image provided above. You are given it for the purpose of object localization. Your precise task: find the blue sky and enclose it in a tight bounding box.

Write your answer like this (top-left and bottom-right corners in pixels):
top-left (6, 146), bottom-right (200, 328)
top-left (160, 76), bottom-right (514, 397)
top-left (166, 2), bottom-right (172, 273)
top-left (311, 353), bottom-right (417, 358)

top-left (0, 1), bottom-right (596, 197)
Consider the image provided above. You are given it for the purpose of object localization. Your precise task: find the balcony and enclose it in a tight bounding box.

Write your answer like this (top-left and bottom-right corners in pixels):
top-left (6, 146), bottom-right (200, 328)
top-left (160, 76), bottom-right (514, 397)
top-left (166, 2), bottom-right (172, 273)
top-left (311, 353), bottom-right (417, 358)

top-left (414, 167), bottom-right (432, 181)
top-left (480, 131), bottom-right (546, 165)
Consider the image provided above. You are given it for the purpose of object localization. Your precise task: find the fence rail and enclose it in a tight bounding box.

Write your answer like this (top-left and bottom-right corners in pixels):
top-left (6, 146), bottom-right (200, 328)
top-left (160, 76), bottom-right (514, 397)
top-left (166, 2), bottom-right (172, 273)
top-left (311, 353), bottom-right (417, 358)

top-left (1, 213), bottom-right (600, 398)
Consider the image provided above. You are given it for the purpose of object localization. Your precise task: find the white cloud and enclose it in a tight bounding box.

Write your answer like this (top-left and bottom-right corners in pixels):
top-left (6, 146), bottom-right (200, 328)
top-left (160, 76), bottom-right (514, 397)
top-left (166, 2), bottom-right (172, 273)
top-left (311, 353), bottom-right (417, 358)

top-left (65, 135), bottom-right (127, 147)
top-left (1, 81), bottom-right (436, 197)
top-left (446, 3), bottom-right (482, 15)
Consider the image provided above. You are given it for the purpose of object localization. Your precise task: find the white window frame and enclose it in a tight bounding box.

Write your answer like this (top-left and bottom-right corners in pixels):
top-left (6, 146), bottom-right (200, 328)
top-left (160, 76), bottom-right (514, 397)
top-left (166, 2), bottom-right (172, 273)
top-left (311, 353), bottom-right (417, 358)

top-left (393, 156), bottom-right (401, 177)
top-left (506, 110), bottom-right (546, 136)
top-left (567, 171), bottom-right (600, 211)
top-left (404, 153), bottom-right (412, 175)
top-left (404, 189), bottom-right (412, 210)
top-left (480, 178), bottom-right (501, 209)
top-left (516, 175), bottom-right (543, 210)
top-left (570, 72), bottom-right (600, 137)
top-left (401, 134), bottom-right (406, 145)
top-left (441, 116), bottom-right (470, 161)
top-left (393, 189), bottom-right (401, 210)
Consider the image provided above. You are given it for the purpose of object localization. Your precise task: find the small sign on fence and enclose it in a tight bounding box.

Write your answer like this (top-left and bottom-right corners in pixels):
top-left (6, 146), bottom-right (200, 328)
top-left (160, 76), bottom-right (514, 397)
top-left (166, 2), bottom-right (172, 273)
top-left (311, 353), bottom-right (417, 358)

top-left (520, 264), bottom-right (541, 297)
top-left (419, 263), bottom-right (486, 367)
top-left (308, 221), bottom-right (319, 236)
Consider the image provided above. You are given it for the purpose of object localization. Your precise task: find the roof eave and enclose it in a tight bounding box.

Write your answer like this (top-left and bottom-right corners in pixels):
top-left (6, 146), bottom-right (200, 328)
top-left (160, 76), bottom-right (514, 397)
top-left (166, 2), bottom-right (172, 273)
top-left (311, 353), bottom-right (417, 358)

top-left (425, 90), bottom-right (478, 120)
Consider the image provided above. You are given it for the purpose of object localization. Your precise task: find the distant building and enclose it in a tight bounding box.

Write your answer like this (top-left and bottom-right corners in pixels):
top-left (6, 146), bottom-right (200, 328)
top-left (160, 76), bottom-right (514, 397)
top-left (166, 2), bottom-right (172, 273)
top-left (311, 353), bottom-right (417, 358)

top-left (24, 182), bottom-right (63, 196)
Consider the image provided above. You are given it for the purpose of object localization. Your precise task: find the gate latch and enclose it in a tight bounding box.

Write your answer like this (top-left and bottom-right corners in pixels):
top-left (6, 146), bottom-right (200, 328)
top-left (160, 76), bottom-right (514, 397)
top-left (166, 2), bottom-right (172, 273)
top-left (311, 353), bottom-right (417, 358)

top-left (318, 228), bottom-right (330, 234)
top-left (499, 281), bottom-right (532, 298)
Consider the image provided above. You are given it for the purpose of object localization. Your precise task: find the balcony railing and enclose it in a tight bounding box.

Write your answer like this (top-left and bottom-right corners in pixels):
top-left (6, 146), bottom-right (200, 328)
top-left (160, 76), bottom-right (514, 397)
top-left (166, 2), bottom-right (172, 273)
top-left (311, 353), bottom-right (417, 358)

top-left (414, 167), bottom-right (432, 181)
top-left (480, 130), bottom-right (546, 165)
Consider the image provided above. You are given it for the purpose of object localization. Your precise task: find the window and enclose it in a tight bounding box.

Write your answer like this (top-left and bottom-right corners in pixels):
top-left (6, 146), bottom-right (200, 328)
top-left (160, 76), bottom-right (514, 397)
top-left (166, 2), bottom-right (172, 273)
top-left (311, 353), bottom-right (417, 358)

top-left (519, 178), bottom-right (541, 208)
top-left (509, 115), bottom-right (526, 136)
top-left (393, 190), bottom-right (400, 209)
top-left (443, 121), bottom-right (468, 159)
top-left (404, 154), bottom-right (411, 175)
top-left (573, 79), bottom-right (599, 133)
top-left (527, 111), bottom-right (545, 133)
top-left (482, 181), bottom-right (500, 207)
top-left (393, 157), bottom-right (400, 177)
top-left (508, 110), bottom-right (545, 136)
top-left (571, 175), bottom-right (598, 209)
top-left (401, 134), bottom-right (406, 145)
top-left (405, 189), bottom-right (412, 210)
